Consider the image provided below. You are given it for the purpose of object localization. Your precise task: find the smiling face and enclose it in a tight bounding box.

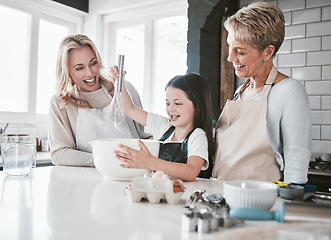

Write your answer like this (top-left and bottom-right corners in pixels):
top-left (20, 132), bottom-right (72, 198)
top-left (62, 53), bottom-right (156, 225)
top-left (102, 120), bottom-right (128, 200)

top-left (227, 33), bottom-right (266, 80)
top-left (165, 86), bottom-right (195, 130)
top-left (68, 46), bottom-right (101, 92)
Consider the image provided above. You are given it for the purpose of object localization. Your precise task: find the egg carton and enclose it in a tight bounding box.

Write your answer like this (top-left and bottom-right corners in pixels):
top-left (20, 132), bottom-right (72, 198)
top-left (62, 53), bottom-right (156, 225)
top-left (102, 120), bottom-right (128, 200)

top-left (124, 174), bottom-right (185, 205)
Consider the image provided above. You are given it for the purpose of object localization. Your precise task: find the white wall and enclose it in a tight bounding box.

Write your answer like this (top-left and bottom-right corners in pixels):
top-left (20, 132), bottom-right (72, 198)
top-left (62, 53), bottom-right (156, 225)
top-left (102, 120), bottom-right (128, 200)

top-left (240, 0), bottom-right (331, 154)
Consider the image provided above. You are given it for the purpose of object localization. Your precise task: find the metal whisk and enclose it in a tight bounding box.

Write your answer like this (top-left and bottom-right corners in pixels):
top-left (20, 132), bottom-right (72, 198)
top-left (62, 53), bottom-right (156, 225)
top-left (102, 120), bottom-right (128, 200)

top-left (109, 55), bottom-right (125, 126)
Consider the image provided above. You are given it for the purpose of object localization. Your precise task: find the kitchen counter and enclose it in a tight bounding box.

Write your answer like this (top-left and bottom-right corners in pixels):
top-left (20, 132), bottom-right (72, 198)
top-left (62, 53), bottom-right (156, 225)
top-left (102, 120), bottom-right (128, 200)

top-left (0, 166), bottom-right (330, 240)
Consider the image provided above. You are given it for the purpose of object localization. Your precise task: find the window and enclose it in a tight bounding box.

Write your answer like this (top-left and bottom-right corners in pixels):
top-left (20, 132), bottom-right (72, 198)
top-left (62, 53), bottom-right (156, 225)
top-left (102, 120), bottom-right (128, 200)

top-left (0, 0), bottom-right (82, 124)
top-left (114, 24), bottom-right (145, 98)
top-left (0, 5), bottom-right (30, 113)
top-left (104, 2), bottom-right (188, 116)
top-left (151, 15), bottom-right (188, 115)
top-left (36, 18), bottom-right (70, 114)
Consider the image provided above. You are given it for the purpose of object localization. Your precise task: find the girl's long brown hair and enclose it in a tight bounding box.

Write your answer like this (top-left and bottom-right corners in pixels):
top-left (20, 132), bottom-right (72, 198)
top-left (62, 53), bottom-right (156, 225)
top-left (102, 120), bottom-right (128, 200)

top-left (166, 73), bottom-right (214, 175)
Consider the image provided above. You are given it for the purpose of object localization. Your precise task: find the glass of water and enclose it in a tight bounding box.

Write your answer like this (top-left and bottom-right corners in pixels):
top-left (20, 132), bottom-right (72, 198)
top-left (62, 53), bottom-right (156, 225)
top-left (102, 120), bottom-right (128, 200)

top-left (1, 142), bottom-right (36, 176)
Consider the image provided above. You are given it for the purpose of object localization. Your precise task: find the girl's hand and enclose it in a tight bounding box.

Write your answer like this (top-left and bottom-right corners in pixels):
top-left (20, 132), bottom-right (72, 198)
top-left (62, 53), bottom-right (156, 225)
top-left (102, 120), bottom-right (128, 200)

top-left (109, 65), bottom-right (127, 83)
top-left (114, 139), bottom-right (154, 169)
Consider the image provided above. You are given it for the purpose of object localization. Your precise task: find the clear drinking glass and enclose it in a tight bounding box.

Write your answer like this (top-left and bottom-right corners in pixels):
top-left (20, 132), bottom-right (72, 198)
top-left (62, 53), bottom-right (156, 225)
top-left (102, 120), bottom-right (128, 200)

top-left (1, 142), bottom-right (36, 176)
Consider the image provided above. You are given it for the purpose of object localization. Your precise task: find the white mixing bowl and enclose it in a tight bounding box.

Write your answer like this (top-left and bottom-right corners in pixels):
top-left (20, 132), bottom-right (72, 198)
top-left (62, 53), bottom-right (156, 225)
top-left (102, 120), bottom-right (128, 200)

top-left (89, 138), bottom-right (161, 181)
top-left (223, 180), bottom-right (278, 210)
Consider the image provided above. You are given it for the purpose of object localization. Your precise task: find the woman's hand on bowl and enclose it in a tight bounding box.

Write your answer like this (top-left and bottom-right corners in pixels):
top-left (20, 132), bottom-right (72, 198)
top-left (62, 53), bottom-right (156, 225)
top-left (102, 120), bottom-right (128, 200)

top-left (115, 139), bottom-right (154, 169)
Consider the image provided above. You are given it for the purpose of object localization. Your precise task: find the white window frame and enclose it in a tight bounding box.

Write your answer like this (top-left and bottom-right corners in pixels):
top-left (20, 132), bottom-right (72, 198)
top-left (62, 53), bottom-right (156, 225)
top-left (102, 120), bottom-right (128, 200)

top-left (101, 0), bottom-right (188, 111)
top-left (0, 0), bottom-right (85, 125)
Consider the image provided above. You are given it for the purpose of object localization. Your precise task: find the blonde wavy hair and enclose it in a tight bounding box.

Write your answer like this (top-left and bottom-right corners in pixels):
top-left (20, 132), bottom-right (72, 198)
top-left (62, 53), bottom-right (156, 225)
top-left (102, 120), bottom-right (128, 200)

top-left (224, 2), bottom-right (285, 57)
top-left (56, 34), bottom-right (114, 110)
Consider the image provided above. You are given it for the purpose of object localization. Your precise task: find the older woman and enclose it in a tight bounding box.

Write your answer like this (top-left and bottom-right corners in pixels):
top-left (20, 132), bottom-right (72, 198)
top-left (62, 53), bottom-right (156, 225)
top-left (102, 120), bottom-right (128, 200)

top-left (49, 34), bottom-right (150, 166)
top-left (212, 2), bottom-right (311, 184)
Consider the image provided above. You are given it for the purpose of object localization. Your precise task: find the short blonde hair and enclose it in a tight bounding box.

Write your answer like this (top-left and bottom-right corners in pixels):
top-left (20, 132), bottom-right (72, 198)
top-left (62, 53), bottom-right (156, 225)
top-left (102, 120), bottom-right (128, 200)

top-left (56, 34), bottom-right (114, 110)
top-left (224, 2), bottom-right (285, 56)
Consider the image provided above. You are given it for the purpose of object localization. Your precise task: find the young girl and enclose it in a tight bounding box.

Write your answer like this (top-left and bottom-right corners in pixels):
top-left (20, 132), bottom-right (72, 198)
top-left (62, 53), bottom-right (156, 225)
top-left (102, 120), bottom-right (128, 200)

top-left (110, 68), bottom-right (213, 181)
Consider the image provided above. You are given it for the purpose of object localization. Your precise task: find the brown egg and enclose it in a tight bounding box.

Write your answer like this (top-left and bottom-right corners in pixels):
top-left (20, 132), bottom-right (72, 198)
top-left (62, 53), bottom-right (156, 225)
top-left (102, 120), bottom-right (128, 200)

top-left (172, 180), bottom-right (184, 193)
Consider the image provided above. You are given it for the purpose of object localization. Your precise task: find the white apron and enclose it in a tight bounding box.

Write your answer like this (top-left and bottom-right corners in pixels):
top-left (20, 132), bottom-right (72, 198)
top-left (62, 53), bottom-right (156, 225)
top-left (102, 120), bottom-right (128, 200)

top-left (75, 85), bottom-right (133, 152)
top-left (212, 66), bottom-right (281, 181)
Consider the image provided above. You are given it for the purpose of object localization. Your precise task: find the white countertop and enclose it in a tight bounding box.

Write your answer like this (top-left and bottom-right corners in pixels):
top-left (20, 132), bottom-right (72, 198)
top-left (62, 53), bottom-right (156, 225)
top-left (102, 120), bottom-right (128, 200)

top-left (0, 166), bottom-right (330, 240)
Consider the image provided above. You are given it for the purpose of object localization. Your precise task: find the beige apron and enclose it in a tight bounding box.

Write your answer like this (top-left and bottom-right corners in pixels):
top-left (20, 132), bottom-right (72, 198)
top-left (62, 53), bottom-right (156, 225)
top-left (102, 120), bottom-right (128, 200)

top-left (75, 85), bottom-right (133, 153)
top-left (212, 66), bottom-right (281, 181)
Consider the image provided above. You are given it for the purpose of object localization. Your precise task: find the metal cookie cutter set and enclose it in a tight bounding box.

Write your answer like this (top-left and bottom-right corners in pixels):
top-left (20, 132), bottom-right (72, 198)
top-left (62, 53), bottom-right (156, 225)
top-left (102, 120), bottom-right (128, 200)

top-left (182, 190), bottom-right (243, 233)
top-left (124, 172), bottom-right (185, 205)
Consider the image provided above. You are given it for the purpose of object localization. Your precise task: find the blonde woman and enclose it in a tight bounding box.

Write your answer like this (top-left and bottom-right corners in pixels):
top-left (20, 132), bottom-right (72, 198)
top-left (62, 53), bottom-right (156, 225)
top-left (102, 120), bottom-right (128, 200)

top-left (213, 2), bottom-right (311, 183)
top-left (49, 34), bottom-right (149, 166)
